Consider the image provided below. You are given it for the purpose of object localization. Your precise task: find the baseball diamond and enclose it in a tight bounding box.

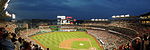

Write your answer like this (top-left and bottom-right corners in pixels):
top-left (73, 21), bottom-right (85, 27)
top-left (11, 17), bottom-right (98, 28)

top-left (30, 31), bottom-right (103, 50)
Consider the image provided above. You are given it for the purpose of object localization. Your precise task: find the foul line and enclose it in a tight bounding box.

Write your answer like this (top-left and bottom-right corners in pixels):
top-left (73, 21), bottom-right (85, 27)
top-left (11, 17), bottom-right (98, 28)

top-left (85, 31), bottom-right (104, 49)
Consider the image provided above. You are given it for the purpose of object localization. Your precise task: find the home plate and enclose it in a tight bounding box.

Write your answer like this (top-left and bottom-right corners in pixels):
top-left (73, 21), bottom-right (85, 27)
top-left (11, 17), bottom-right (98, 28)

top-left (80, 43), bottom-right (84, 46)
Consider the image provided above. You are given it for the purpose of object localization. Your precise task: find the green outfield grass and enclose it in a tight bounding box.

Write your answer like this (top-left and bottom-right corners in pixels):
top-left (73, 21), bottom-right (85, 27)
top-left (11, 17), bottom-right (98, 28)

top-left (30, 31), bottom-right (103, 50)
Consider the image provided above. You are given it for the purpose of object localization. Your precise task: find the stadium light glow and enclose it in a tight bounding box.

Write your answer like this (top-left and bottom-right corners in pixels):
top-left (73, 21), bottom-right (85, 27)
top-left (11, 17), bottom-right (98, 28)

top-left (112, 14), bottom-right (130, 18)
top-left (12, 14), bottom-right (16, 19)
top-left (121, 15), bottom-right (125, 17)
top-left (5, 11), bottom-right (11, 17)
top-left (91, 19), bottom-right (95, 21)
top-left (6, 0), bottom-right (10, 3)
top-left (112, 16), bottom-right (116, 18)
top-left (102, 19), bottom-right (105, 21)
top-left (4, 3), bottom-right (8, 10)
top-left (116, 15), bottom-right (120, 18)
top-left (98, 19), bottom-right (101, 21)
top-left (3, 0), bottom-right (10, 10)
top-left (125, 14), bottom-right (130, 17)
top-left (148, 16), bottom-right (150, 18)
top-left (95, 19), bottom-right (98, 21)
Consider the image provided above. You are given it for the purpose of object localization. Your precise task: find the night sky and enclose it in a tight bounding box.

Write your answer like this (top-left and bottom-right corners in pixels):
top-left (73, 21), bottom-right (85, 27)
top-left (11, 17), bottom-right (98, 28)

top-left (7, 0), bottom-right (150, 20)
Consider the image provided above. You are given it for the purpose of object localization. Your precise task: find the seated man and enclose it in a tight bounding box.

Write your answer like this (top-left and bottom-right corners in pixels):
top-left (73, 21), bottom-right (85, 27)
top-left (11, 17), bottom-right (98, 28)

top-left (0, 33), bottom-right (15, 50)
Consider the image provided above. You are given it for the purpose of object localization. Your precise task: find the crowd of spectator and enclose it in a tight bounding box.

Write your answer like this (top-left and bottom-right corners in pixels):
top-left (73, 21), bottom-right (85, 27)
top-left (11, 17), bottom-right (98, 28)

top-left (107, 26), bottom-right (137, 38)
top-left (107, 21), bottom-right (150, 50)
top-left (109, 21), bottom-right (150, 36)
top-left (87, 30), bottom-right (129, 50)
top-left (0, 23), bottom-right (44, 50)
top-left (119, 33), bottom-right (150, 50)
top-left (104, 21), bottom-right (150, 50)
top-left (86, 25), bottom-right (137, 38)
top-left (82, 20), bottom-right (150, 50)
top-left (109, 21), bottom-right (129, 28)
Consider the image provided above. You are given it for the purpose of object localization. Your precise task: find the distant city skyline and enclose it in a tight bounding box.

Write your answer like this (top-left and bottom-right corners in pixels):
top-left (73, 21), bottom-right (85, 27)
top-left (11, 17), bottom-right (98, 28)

top-left (7, 0), bottom-right (150, 20)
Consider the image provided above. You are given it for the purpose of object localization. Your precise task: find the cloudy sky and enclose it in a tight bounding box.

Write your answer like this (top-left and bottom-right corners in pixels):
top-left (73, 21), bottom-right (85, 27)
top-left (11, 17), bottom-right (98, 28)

top-left (7, 0), bottom-right (150, 20)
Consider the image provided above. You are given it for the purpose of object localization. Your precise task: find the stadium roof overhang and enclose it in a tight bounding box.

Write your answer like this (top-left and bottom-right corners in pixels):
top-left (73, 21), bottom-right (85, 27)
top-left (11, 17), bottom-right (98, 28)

top-left (140, 12), bottom-right (150, 16)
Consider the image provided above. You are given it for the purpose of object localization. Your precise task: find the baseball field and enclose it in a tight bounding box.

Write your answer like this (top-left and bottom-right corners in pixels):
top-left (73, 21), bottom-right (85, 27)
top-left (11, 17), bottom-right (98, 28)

top-left (30, 31), bottom-right (103, 50)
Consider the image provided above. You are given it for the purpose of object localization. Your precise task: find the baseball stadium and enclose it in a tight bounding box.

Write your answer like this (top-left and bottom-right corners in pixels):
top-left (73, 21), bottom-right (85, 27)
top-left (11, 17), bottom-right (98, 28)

top-left (1, 0), bottom-right (150, 50)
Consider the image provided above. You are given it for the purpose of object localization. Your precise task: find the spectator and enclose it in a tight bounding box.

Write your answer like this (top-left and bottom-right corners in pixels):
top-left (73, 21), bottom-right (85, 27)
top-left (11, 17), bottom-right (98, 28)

top-left (11, 33), bottom-right (21, 50)
top-left (0, 33), bottom-right (15, 50)
top-left (33, 44), bottom-right (39, 50)
top-left (0, 27), bottom-right (5, 39)
top-left (31, 44), bottom-right (36, 50)
top-left (21, 41), bottom-right (31, 50)
top-left (0, 27), bottom-right (8, 39)
top-left (143, 33), bottom-right (149, 50)
top-left (132, 37), bottom-right (142, 50)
